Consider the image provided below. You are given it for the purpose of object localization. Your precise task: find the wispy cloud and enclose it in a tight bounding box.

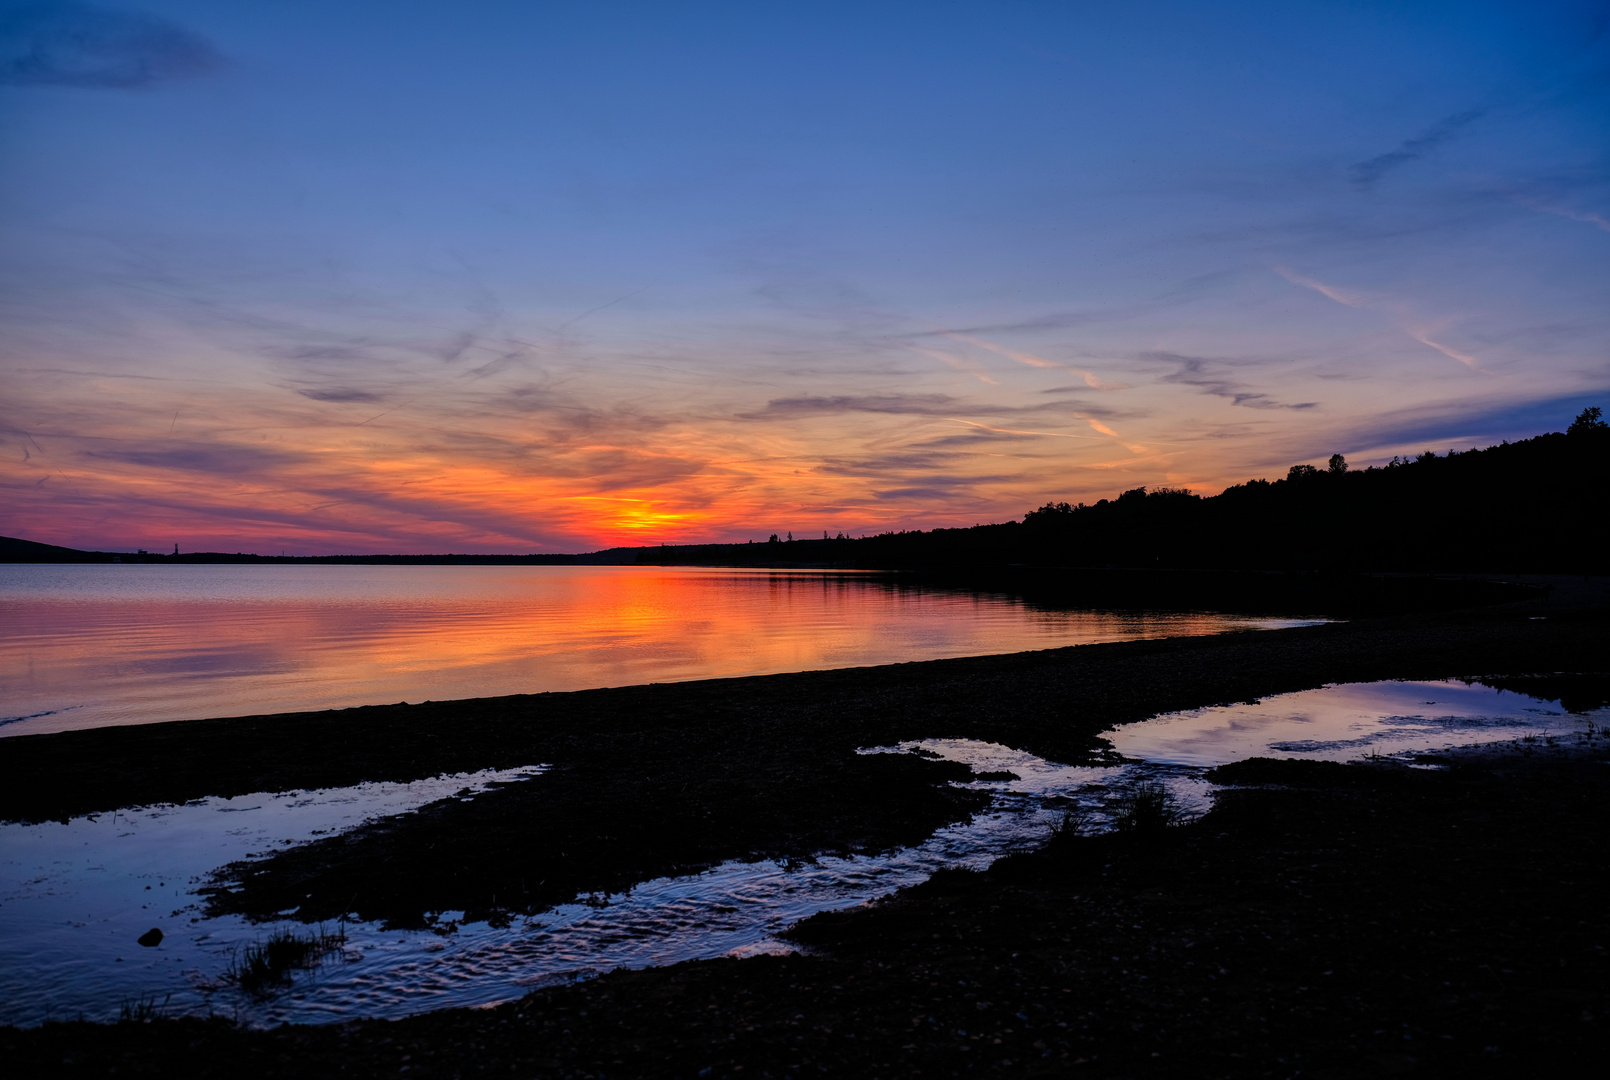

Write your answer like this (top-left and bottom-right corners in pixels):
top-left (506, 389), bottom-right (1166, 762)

top-left (1291, 390), bottom-right (1610, 469)
top-left (1508, 193), bottom-right (1610, 234)
top-left (1150, 352), bottom-right (1318, 411)
top-left (943, 332), bottom-right (1131, 390)
top-left (1274, 266), bottom-right (1484, 371)
top-left (944, 418), bottom-right (1099, 440)
top-left (907, 346), bottom-right (999, 385)
top-left (735, 393), bottom-right (1110, 422)
top-left (1403, 326), bottom-right (1481, 370)
top-left (88, 444), bottom-right (307, 473)
top-left (297, 387), bottom-right (386, 404)
top-left (1273, 266), bottom-right (1370, 308)
top-left (5, 8), bottom-right (1603, 554)
top-left (1350, 107), bottom-right (1488, 189)
top-left (941, 410), bottom-right (1147, 454)
top-left (738, 394), bottom-right (962, 420)
top-left (0, 3), bottom-right (225, 89)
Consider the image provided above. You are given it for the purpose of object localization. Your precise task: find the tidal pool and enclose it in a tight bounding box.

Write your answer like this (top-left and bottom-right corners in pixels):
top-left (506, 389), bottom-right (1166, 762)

top-left (0, 679), bottom-right (1599, 1027)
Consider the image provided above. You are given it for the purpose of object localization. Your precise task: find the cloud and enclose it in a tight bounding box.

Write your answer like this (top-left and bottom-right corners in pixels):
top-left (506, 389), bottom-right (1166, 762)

top-left (942, 332), bottom-right (1132, 390)
top-left (1350, 108), bottom-right (1488, 189)
top-left (738, 394), bottom-right (962, 419)
top-left (1065, 369), bottom-right (1130, 391)
top-left (298, 388), bottom-right (386, 404)
top-left (872, 481), bottom-right (1013, 502)
top-left (1150, 352), bottom-right (1318, 410)
top-left (0, 3), bottom-right (224, 89)
top-left (1273, 266), bottom-right (1370, 308)
top-left (907, 431), bottom-right (1032, 450)
top-left (907, 345), bottom-right (1000, 385)
top-left (1344, 390), bottom-right (1610, 453)
top-left (738, 393), bottom-right (1123, 424)
top-left (1508, 193), bottom-right (1610, 234)
top-left (1402, 326), bottom-right (1480, 370)
top-left (1274, 266), bottom-right (1484, 371)
top-left (814, 452), bottom-right (959, 477)
top-left (943, 418), bottom-right (1099, 440)
top-left (90, 444), bottom-right (306, 474)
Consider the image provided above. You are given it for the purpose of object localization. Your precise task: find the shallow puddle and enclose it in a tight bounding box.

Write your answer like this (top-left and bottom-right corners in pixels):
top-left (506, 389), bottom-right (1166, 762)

top-left (1, 679), bottom-right (1600, 1027)
top-left (1105, 678), bottom-right (1595, 766)
top-left (0, 767), bottom-right (545, 1027)
top-left (0, 746), bottom-right (1124, 1027)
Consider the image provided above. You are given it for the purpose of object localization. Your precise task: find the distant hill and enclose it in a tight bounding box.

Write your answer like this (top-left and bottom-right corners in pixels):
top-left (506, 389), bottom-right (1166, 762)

top-left (0, 535), bottom-right (105, 563)
top-left (5, 409), bottom-right (1605, 576)
top-left (0, 541), bottom-right (582, 565)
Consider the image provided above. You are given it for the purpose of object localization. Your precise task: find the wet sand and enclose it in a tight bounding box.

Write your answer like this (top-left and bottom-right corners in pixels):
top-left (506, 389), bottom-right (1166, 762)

top-left (3, 598), bottom-right (1607, 1075)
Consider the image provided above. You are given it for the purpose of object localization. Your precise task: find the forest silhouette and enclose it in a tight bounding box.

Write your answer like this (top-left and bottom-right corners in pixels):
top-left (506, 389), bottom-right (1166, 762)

top-left (3, 409), bottom-right (1606, 576)
top-left (620, 408), bottom-right (1609, 576)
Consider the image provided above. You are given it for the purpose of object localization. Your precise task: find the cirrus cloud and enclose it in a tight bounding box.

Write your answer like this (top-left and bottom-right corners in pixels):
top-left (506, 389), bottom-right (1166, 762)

top-left (0, 2), bottom-right (224, 89)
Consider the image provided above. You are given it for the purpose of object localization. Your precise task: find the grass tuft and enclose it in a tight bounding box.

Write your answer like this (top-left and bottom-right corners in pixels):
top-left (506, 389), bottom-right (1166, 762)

top-left (1109, 781), bottom-right (1185, 834)
top-left (117, 993), bottom-right (169, 1023)
top-left (225, 925), bottom-right (347, 997)
top-left (1046, 804), bottom-right (1092, 843)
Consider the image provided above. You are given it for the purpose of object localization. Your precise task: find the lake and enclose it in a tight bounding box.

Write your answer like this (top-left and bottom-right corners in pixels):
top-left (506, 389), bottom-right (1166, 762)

top-left (0, 564), bottom-right (1314, 736)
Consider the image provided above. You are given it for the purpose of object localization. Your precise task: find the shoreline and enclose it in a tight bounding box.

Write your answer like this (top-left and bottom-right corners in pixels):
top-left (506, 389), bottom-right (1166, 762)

top-left (2, 598), bottom-right (1602, 821)
top-left (11, 562), bottom-right (1512, 744)
top-left (6, 694), bottom-right (1607, 1076)
top-left (3, 600), bottom-right (1607, 1075)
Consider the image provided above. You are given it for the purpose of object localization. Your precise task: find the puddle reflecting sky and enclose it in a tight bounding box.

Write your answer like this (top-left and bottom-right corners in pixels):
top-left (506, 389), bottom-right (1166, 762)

top-left (0, 747), bottom-right (1115, 1028)
top-left (1, 679), bottom-right (1598, 1028)
top-left (0, 768), bottom-right (544, 1028)
top-left (1, 564), bottom-right (1316, 737)
top-left (1105, 679), bottom-right (1592, 767)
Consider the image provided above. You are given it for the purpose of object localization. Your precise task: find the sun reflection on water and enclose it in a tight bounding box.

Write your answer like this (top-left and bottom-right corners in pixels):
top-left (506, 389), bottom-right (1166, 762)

top-left (0, 564), bottom-right (1314, 736)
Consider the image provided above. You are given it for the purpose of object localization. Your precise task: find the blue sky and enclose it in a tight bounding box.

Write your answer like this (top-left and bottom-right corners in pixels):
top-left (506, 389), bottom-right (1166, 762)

top-left (2, 1), bottom-right (1608, 552)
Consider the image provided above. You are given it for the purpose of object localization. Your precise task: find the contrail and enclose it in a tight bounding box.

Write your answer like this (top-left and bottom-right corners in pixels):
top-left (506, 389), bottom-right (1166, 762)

top-left (554, 285), bottom-right (653, 334)
top-left (945, 418), bottom-right (1098, 439)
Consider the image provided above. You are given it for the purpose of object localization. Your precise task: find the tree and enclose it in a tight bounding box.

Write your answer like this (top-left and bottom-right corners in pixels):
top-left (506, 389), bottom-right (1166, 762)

top-left (1024, 502), bottom-right (1076, 523)
top-left (1287, 464), bottom-right (1318, 481)
top-left (1568, 406), bottom-right (1607, 436)
top-left (1328, 453), bottom-right (1348, 474)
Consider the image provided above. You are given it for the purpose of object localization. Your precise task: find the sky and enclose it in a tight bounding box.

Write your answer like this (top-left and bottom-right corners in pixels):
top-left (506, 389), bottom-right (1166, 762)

top-left (2, 1), bottom-right (1607, 554)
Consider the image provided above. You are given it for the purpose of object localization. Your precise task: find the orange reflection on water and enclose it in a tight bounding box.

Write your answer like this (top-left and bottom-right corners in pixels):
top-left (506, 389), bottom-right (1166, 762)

top-left (0, 565), bottom-right (1312, 737)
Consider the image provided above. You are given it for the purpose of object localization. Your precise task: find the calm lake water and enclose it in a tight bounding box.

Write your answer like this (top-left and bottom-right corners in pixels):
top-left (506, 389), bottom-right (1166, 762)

top-left (0, 564), bottom-right (1314, 737)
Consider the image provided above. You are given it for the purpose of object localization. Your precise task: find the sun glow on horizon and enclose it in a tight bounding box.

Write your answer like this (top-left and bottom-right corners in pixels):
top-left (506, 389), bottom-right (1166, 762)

top-left (2, 4), bottom-right (1605, 554)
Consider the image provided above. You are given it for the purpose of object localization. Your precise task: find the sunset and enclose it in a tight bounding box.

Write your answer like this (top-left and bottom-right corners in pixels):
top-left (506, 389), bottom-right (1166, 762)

top-left (4, 2), bottom-right (1606, 553)
top-left (2, 3), bottom-right (1608, 1077)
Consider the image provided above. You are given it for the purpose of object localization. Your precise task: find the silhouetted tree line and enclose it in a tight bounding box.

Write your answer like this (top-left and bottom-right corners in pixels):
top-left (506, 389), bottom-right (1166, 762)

top-left (1029, 409), bottom-right (1608, 574)
top-left (5, 410), bottom-right (1604, 576)
top-left (623, 409), bottom-right (1609, 575)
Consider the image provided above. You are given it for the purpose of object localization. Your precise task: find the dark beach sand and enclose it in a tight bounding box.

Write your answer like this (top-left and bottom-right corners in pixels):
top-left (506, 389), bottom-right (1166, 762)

top-left (3, 589), bottom-right (1607, 1076)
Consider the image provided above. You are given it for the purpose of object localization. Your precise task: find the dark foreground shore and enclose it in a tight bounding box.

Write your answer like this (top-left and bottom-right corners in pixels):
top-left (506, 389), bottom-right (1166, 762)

top-left (4, 596), bottom-right (1608, 1077)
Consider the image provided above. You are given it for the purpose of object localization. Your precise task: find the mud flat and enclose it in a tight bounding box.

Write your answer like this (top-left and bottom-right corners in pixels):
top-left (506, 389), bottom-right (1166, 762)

top-left (3, 600), bottom-right (1608, 1075)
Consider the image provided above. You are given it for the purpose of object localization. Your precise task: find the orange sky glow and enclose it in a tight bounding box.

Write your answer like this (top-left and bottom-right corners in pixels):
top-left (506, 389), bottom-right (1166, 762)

top-left (5, 316), bottom-right (1589, 554)
top-left (3, 4), bottom-right (1605, 554)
